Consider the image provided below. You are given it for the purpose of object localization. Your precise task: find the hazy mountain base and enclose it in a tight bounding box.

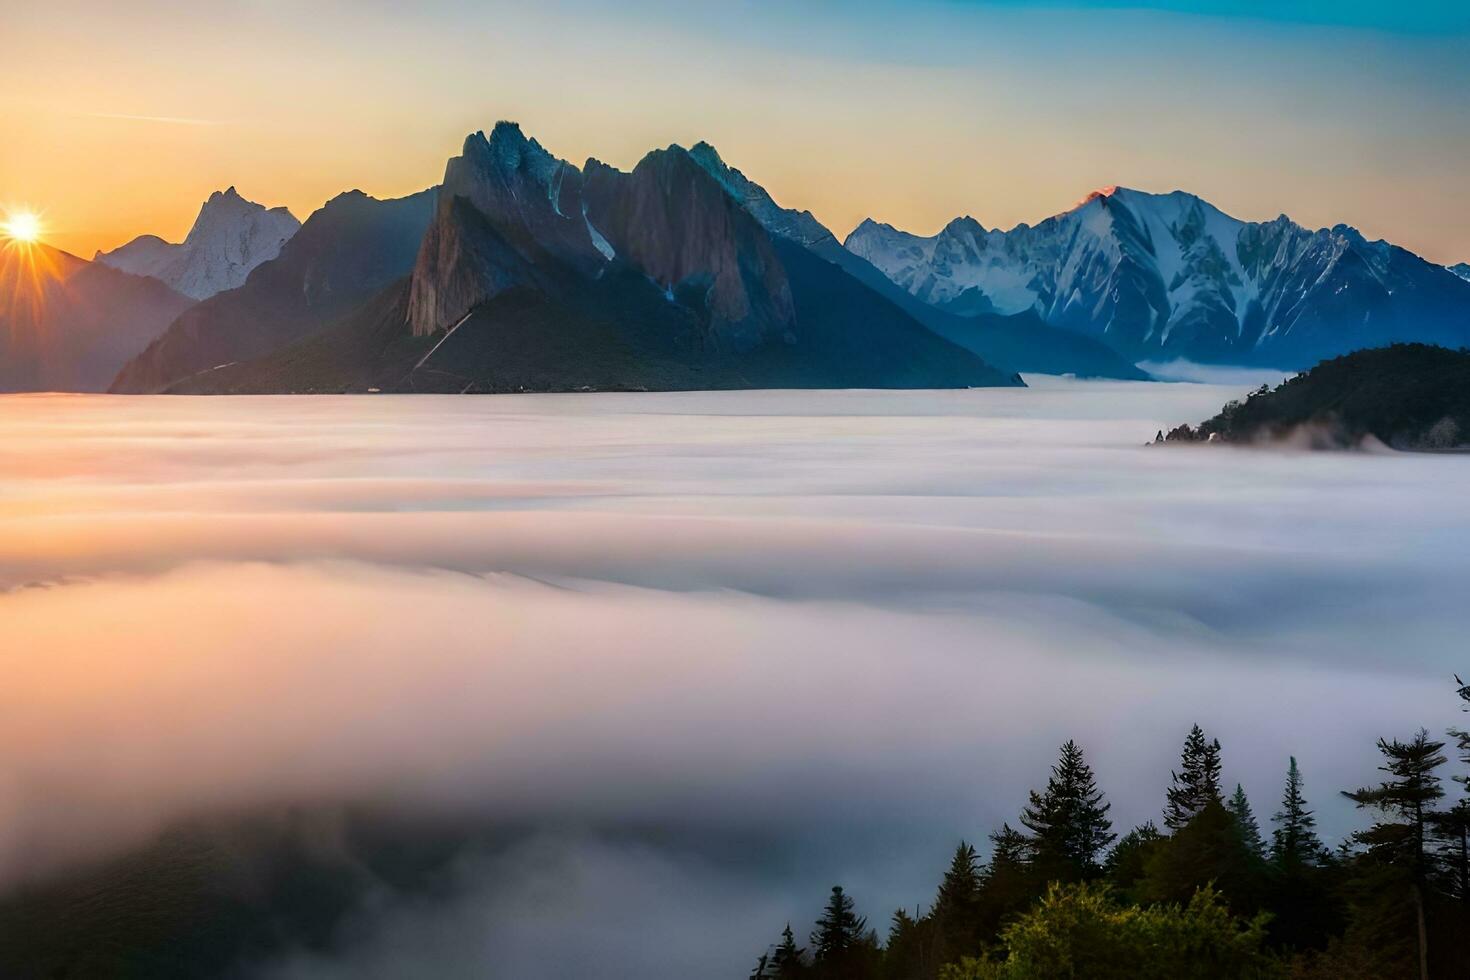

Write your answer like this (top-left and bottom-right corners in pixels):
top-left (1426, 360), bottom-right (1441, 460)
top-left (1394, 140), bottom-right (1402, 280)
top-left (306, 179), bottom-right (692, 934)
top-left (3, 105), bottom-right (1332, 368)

top-left (1159, 344), bottom-right (1470, 451)
top-left (804, 240), bottom-right (1150, 381)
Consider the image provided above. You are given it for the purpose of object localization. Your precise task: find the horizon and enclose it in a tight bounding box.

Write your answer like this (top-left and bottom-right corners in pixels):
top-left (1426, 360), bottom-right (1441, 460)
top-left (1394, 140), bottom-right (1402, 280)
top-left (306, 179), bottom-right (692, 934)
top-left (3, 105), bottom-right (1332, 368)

top-left (5, 1), bottom-right (1469, 264)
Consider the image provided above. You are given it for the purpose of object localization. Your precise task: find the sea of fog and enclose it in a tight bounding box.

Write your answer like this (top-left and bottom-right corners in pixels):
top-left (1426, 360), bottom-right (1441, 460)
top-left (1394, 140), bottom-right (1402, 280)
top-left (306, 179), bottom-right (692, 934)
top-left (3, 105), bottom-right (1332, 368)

top-left (2, 378), bottom-right (1468, 978)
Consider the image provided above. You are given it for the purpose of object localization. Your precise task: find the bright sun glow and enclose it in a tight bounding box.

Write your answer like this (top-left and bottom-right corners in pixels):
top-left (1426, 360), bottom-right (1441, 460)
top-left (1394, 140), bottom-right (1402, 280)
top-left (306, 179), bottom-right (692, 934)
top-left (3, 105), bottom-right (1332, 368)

top-left (3, 211), bottom-right (42, 243)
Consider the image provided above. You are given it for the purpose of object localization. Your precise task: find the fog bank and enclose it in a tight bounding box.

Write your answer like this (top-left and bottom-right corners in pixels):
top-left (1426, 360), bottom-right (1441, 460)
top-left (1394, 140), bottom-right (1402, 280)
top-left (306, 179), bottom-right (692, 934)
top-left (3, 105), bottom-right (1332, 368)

top-left (1, 384), bottom-right (1466, 976)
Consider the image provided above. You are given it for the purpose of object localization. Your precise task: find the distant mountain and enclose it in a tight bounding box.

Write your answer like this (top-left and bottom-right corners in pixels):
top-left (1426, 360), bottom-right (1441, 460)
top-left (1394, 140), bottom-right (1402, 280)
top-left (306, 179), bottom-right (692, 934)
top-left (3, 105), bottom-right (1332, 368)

top-left (111, 188), bottom-right (437, 393)
top-left (96, 187), bottom-right (299, 300)
top-left (685, 142), bottom-right (1147, 380)
top-left (160, 123), bottom-right (1017, 394)
top-left (1159, 344), bottom-right (1470, 450)
top-left (847, 188), bottom-right (1470, 369)
top-left (1450, 262), bottom-right (1470, 282)
top-left (0, 243), bottom-right (193, 391)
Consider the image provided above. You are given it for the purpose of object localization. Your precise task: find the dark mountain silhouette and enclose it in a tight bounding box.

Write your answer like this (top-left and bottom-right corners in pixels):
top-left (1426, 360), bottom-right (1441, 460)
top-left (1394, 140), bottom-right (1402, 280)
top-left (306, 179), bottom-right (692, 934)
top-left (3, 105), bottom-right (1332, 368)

top-left (157, 123), bottom-right (1017, 393)
top-left (0, 243), bottom-right (193, 392)
top-left (1159, 344), bottom-right (1470, 449)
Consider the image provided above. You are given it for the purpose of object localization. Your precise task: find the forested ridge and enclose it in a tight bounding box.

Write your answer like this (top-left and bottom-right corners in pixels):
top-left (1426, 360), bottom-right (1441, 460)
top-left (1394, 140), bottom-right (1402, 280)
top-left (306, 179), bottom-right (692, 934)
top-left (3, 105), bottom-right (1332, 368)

top-left (751, 677), bottom-right (1470, 979)
top-left (1159, 344), bottom-right (1470, 450)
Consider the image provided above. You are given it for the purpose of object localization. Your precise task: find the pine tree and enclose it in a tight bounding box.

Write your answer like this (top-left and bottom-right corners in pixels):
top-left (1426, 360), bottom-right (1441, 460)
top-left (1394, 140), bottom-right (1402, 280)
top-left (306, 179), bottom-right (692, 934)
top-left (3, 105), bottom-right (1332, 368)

top-left (987, 822), bottom-right (1034, 868)
top-left (1019, 739), bottom-right (1116, 877)
top-left (935, 841), bottom-right (981, 914)
top-left (974, 823), bottom-right (1041, 944)
top-left (1452, 673), bottom-right (1469, 773)
top-left (1164, 725), bottom-right (1223, 831)
top-left (883, 907), bottom-right (935, 980)
top-left (770, 923), bottom-right (806, 979)
top-left (1139, 798), bottom-right (1267, 915)
top-left (1430, 800), bottom-right (1470, 901)
top-left (931, 841), bottom-right (981, 962)
top-left (1104, 821), bottom-right (1165, 901)
top-left (1446, 675), bottom-right (1470, 901)
top-left (750, 953), bottom-right (772, 980)
top-left (1227, 784), bottom-right (1265, 858)
top-left (1343, 730), bottom-right (1447, 875)
top-left (810, 886), bottom-right (866, 962)
top-left (1343, 729), bottom-right (1448, 980)
top-left (1270, 757), bottom-right (1324, 869)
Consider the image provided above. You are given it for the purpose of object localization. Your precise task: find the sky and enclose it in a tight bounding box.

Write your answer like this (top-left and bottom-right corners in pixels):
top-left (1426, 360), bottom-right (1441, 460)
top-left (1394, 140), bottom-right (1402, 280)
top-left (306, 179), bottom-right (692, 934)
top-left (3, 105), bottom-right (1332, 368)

top-left (2, 0), bottom-right (1469, 263)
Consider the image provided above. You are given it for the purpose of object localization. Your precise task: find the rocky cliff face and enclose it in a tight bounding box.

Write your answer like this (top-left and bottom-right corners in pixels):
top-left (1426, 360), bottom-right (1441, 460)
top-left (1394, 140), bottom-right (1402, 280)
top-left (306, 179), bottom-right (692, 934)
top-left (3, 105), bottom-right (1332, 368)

top-left (97, 187), bottom-right (300, 300)
top-left (583, 146), bottom-right (795, 349)
top-left (847, 188), bottom-right (1470, 367)
top-left (407, 123), bottom-right (605, 337)
top-left (407, 125), bottom-right (795, 350)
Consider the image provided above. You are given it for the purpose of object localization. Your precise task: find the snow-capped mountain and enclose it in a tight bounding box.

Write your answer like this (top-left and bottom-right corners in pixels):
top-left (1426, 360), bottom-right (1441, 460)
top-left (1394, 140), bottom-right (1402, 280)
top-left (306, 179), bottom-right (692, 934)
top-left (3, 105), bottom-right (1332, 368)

top-left (686, 143), bottom-right (1148, 379)
top-left (1450, 262), bottom-right (1470, 282)
top-left (847, 188), bottom-right (1470, 367)
top-left (97, 187), bottom-right (300, 300)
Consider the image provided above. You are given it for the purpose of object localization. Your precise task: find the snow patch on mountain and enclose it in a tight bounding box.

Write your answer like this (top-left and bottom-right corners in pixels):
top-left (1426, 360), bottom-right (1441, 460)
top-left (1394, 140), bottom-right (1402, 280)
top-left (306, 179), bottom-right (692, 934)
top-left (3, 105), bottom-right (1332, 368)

top-left (97, 188), bottom-right (299, 300)
top-left (1450, 262), bottom-right (1470, 283)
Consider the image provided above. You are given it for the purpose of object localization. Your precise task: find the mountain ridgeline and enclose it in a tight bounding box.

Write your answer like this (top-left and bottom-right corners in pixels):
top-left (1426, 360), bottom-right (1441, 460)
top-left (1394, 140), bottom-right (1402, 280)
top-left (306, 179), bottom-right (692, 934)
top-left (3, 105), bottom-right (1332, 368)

top-left (137, 123), bottom-right (1019, 394)
top-left (5, 120), bottom-right (1470, 393)
top-left (847, 189), bottom-right (1470, 369)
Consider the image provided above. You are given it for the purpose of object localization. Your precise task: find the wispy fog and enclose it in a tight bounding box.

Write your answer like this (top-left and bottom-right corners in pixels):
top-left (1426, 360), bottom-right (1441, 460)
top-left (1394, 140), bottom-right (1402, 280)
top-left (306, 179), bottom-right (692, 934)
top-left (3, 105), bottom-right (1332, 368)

top-left (1, 383), bottom-right (1467, 976)
top-left (1136, 359), bottom-right (1293, 388)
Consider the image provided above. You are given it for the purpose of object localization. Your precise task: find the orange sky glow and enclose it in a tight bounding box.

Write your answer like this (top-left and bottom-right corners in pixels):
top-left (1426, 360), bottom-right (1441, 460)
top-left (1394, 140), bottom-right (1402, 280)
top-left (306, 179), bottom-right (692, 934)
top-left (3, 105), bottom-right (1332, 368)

top-left (3, 2), bottom-right (1468, 265)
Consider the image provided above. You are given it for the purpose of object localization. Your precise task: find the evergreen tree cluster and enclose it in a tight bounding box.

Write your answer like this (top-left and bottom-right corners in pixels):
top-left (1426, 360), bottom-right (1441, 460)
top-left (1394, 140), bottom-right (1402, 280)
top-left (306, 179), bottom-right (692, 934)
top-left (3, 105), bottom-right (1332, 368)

top-left (752, 678), bottom-right (1470, 980)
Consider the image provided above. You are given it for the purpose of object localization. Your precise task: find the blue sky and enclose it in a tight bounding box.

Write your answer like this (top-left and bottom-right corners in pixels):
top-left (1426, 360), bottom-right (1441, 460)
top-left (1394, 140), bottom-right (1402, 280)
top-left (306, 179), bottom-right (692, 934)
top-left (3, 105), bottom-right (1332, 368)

top-left (962, 0), bottom-right (1470, 32)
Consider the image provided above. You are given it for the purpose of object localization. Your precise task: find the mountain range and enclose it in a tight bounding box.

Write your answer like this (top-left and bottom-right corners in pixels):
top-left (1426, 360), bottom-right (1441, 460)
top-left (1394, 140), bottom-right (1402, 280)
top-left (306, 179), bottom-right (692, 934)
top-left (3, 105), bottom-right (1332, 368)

top-left (4, 122), bottom-right (1470, 394)
top-left (124, 123), bottom-right (1017, 394)
top-left (847, 188), bottom-right (1470, 368)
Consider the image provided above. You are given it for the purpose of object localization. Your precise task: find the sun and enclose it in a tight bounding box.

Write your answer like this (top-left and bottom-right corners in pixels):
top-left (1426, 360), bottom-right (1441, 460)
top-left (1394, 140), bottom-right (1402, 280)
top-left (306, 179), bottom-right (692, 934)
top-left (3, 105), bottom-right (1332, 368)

top-left (2, 211), bottom-right (42, 243)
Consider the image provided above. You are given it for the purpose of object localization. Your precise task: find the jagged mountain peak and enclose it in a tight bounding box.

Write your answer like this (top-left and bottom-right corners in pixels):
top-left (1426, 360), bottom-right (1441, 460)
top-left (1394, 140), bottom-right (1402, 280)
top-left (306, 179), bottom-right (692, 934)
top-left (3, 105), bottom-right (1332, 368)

top-left (96, 186), bottom-right (300, 300)
top-left (687, 140), bottom-right (724, 167)
top-left (1450, 262), bottom-right (1470, 282)
top-left (682, 141), bottom-right (835, 248)
top-left (463, 121), bottom-right (561, 186)
top-left (941, 215), bottom-right (988, 237)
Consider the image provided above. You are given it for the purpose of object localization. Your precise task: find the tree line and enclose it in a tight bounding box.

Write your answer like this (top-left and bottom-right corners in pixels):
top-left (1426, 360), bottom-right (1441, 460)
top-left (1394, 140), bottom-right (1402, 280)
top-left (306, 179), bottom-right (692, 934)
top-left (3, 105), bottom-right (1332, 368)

top-left (750, 676), bottom-right (1470, 979)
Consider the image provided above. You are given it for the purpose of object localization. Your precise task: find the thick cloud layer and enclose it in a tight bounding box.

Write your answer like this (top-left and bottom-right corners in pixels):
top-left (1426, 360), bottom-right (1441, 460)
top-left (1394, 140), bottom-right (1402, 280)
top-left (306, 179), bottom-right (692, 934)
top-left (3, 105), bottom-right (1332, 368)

top-left (1, 382), bottom-right (1467, 976)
